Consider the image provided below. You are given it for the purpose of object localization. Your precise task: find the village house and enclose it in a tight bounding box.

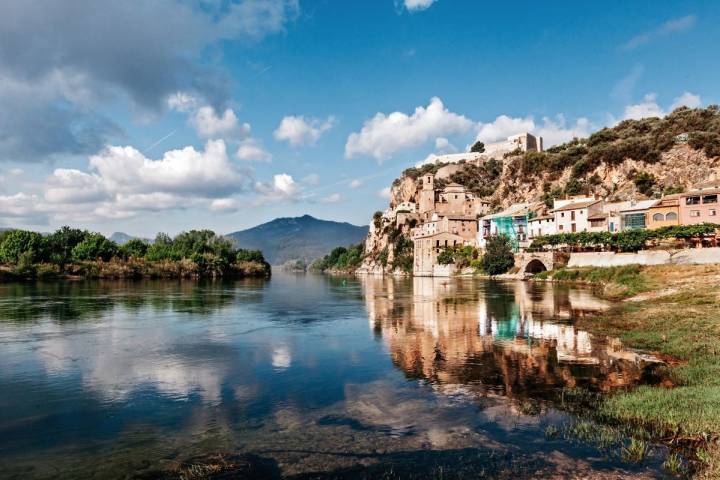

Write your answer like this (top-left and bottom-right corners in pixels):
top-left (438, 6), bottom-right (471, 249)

top-left (478, 202), bottom-right (541, 251)
top-left (647, 194), bottom-right (681, 229)
top-left (528, 214), bottom-right (555, 239)
top-left (679, 182), bottom-right (720, 225)
top-left (552, 197), bottom-right (603, 234)
top-left (417, 174), bottom-right (490, 221)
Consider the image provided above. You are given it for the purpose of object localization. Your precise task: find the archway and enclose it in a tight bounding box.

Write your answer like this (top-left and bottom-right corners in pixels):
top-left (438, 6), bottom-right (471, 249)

top-left (524, 258), bottom-right (548, 274)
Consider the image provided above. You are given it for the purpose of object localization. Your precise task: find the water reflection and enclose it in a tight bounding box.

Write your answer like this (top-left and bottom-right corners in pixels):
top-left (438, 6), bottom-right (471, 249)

top-left (0, 275), bottom-right (667, 479)
top-left (363, 277), bottom-right (662, 401)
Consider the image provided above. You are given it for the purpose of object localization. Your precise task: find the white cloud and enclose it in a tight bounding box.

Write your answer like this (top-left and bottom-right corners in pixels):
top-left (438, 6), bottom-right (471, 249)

top-left (44, 168), bottom-right (107, 204)
top-left (622, 15), bottom-right (696, 51)
top-left (167, 91), bottom-right (198, 112)
top-left (476, 115), bottom-right (535, 143)
top-left (623, 93), bottom-right (665, 120)
top-left (191, 106), bottom-right (251, 140)
top-left (535, 115), bottom-right (593, 146)
top-left (349, 179), bottom-right (363, 189)
top-left (345, 97), bottom-right (473, 161)
top-left (670, 91), bottom-right (702, 110)
top-left (273, 115), bottom-right (334, 146)
top-left (254, 173), bottom-right (303, 204)
top-left (403, 0), bottom-right (437, 12)
top-left (209, 198), bottom-right (238, 212)
top-left (319, 193), bottom-right (343, 204)
top-left (474, 114), bottom-right (592, 147)
top-left (378, 187), bottom-right (392, 199)
top-left (434, 137), bottom-right (457, 154)
top-left (0, 193), bottom-right (48, 220)
top-left (236, 138), bottom-right (272, 161)
top-left (9, 168), bottom-right (23, 176)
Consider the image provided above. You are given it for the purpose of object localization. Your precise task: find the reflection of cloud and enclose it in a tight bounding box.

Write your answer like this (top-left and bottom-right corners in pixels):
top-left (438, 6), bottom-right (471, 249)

top-left (271, 345), bottom-right (292, 369)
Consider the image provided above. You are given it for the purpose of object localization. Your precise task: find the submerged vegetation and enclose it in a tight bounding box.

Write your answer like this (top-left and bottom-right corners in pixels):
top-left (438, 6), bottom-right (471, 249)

top-left (0, 227), bottom-right (270, 280)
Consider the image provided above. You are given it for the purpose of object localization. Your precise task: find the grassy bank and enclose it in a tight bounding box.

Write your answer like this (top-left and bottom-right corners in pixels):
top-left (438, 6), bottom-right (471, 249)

top-left (549, 264), bottom-right (720, 477)
top-left (535, 264), bottom-right (653, 298)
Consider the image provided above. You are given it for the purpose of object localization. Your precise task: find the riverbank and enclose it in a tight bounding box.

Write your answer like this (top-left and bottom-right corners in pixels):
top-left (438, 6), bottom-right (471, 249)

top-left (540, 264), bottom-right (720, 477)
top-left (0, 258), bottom-right (271, 281)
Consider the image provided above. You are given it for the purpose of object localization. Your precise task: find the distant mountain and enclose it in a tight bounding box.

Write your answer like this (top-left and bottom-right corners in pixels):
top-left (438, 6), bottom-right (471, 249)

top-left (226, 215), bottom-right (368, 265)
top-left (110, 232), bottom-right (149, 245)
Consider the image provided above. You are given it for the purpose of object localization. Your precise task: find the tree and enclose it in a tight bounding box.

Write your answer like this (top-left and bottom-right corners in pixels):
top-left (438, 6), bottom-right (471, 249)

top-left (470, 141), bottom-right (485, 153)
top-left (0, 230), bottom-right (45, 263)
top-left (46, 227), bottom-right (88, 265)
top-left (122, 238), bottom-right (148, 258)
top-left (482, 235), bottom-right (515, 275)
top-left (236, 249), bottom-right (266, 264)
top-left (72, 233), bottom-right (119, 261)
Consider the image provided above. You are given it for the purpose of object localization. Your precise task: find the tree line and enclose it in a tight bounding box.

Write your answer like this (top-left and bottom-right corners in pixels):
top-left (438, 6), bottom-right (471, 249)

top-left (0, 227), bottom-right (269, 279)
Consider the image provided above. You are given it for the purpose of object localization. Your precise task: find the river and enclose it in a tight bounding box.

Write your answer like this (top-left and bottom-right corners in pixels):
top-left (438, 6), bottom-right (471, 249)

top-left (0, 274), bottom-right (670, 479)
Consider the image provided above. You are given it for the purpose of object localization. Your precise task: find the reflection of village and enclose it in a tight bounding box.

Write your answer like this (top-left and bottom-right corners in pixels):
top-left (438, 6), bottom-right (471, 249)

top-left (361, 277), bottom-right (662, 401)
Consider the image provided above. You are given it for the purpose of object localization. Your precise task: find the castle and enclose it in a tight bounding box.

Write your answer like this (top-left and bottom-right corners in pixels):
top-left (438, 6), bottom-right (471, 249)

top-left (420, 132), bottom-right (544, 167)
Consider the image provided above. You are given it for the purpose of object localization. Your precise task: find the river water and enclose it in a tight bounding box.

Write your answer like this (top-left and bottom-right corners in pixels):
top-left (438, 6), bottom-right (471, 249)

top-left (0, 274), bottom-right (670, 479)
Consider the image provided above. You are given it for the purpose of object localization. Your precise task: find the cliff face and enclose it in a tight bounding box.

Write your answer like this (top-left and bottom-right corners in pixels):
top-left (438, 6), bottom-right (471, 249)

top-left (358, 106), bottom-right (720, 274)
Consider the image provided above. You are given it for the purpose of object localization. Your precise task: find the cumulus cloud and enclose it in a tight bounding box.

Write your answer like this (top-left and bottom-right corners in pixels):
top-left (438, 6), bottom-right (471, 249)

top-left (0, 0), bottom-right (299, 161)
top-left (254, 173), bottom-right (304, 204)
top-left (403, 0), bottom-right (437, 12)
top-left (273, 115), bottom-right (334, 146)
top-left (236, 138), bottom-right (272, 161)
top-left (345, 97), bottom-right (474, 162)
top-left (622, 15), bottom-right (696, 51)
top-left (475, 114), bottom-right (591, 147)
top-left (670, 91), bottom-right (702, 110)
top-left (209, 198), bottom-right (238, 212)
top-left (191, 106), bottom-right (251, 140)
top-left (622, 91), bottom-right (703, 121)
top-left (349, 179), bottom-right (363, 189)
top-left (302, 174), bottom-right (320, 186)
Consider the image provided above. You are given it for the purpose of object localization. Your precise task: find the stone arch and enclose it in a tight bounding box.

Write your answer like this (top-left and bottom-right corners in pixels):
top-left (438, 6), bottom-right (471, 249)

top-left (524, 258), bottom-right (548, 274)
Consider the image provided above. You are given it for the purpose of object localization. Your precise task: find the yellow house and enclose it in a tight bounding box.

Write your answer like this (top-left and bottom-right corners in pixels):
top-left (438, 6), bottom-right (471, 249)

top-left (647, 194), bottom-right (680, 229)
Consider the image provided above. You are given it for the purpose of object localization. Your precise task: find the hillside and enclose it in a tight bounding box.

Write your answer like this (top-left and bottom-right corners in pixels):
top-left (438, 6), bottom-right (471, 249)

top-left (109, 232), bottom-right (150, 245)
top-left (360, 105), bottom-right (720, 273)
top-left (226, 215), bottom-right (368, 265)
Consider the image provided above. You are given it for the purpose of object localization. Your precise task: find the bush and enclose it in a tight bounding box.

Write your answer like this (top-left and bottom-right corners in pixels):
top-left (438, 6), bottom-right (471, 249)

top-left (122, 238), bottom-right (148, 258)
top-left (0, 230), bottom-right (45, 263)
top-left (482, 235), bottom-right (515, 275)
top-left (72, 233), bottom-right (119, 261)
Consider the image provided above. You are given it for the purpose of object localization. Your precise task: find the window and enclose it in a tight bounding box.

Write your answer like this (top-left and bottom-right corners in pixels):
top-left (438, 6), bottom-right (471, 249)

top-left (571, 223), bottom-right (576, 233)
top-left (703, 195), bottom-right (718, 204)
top-left (666, 212), bottom-right (678, 220)
top-left (571, 211), bottom-right (575, 221)
top-left (559, 225), bottom-right (564, 231)
top-left (686, 196), bottom-right (701, 205)
top-left (690, 210), bottom-right (700, 217)
top-left (561, 212), bottom-right (565, 218)
top-left (652, 213), bottom-right (664, 221)
top-left (711, 210), bottom-right (717, 217)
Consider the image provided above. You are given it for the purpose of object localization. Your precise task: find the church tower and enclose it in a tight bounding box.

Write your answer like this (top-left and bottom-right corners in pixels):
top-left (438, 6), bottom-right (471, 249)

top-left (418, 173), bottom-right (435, 214)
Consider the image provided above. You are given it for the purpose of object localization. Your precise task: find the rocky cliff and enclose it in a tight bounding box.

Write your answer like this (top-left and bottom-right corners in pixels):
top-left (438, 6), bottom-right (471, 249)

top-left (357, 106), bottom-right (720, 274)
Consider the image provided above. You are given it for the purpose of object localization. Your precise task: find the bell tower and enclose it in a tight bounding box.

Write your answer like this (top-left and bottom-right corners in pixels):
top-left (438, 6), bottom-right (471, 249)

top-left (418, 173), bottom-right (435, 214)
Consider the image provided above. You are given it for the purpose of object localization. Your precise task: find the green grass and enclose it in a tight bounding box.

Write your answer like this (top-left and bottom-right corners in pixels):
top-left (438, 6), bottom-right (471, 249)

top-left (573, 267), bottom-right (720, 475)
top-left (546, 265), bottom-right (650, 298)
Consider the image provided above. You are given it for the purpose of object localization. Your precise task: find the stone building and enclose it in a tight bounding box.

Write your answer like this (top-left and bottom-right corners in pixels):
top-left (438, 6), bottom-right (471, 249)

top-left (483, 133), bottom-right (544, 159)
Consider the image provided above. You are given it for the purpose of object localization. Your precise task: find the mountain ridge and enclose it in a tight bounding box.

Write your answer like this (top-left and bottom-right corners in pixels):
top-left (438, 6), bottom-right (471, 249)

top-left (226, 215), bottom-right (368, 265)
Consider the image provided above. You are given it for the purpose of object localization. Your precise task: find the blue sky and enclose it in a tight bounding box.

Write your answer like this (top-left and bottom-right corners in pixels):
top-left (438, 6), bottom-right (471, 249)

top-left (0, 0), bottom-right (717, 237)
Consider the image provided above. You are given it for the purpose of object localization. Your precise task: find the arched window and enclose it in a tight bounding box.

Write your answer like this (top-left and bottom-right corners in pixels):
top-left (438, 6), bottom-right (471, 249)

top-left (666, 212), bottom-right (678, 220)
top-left (652, 213), bottom-right (664, 221)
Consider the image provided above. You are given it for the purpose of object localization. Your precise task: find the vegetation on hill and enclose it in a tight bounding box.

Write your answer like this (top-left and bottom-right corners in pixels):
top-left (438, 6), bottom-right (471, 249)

top-left (310, 244), bottom-right (364, 273)
top-left (507, 106), bottom-right (720, 198)
top-left (226, 215), bottom-right (368, 265)
top-left (0, 227), bottom-right (270, 280)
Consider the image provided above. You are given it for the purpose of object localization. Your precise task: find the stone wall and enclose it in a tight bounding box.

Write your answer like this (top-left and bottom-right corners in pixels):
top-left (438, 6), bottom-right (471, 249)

top-left (568, 248), bottom-right (720, 268)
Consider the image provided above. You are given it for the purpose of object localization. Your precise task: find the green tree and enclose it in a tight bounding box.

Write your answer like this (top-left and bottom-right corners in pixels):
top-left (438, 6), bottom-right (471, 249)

top-left (470, 141), bottom-right (485, 153)
top-left (122, 238), bottom-right (148, 258)
top-left (72, 233), bottom-right (119, 261)
top-left (236, 249), bottom-right (266, 264)
top-left (0, 230), bottom-right (45, 263)
top-left (482, 235), bottom-right (515, 275)
top-left (46, 227), bottom-right (88, 265)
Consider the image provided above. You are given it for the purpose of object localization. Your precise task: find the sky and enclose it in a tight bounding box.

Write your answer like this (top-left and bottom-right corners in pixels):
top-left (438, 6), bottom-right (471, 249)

top-left (0, 0), bottom-right (718, 237)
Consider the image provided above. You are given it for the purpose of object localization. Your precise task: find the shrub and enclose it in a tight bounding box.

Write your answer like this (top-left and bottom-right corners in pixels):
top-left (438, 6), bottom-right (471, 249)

top-left (482, 235), bottom-right (515, 275)
top-left (0, 230), bottom-right (45, 263)
top-left (71, 233), bottom-right (119, 262)
top-left (122, 238), bottom-right (148, 258)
